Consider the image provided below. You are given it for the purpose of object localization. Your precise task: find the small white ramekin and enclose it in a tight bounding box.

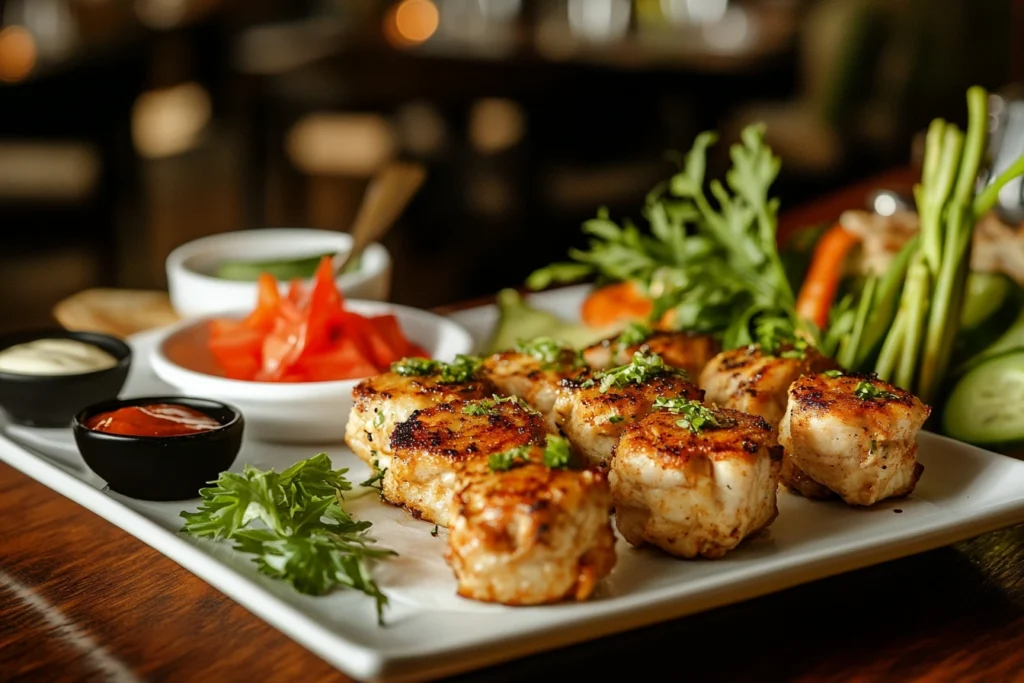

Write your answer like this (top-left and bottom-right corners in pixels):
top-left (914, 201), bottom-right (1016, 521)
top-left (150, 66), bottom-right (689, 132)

top-left (166, 228), bottom-right (392, 319)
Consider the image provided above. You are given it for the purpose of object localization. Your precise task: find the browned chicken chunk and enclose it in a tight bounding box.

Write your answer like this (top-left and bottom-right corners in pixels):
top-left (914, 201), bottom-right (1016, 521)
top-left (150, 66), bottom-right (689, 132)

top-left (584, 324), bottom-right (719, 381)
top-left (344, 356), bottom-right (496, 468)
top-left (611, 400), bottom-right (781, 558)
top-left (699, 342), bottom-right (839, 431)
top-left (553, 351), bottom-right (704, 467)
top-left (386, 396), bottom-right (548, 527)
top-left (446, 435), bottom-right (616, 605)
top-left (778, 372), bottom-right (930, 506)
top-left (480, 338), bottom-right (586, 433)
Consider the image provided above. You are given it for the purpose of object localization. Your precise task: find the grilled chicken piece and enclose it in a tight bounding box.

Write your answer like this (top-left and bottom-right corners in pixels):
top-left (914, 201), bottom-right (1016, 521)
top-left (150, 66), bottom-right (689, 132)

top-left (699, 343), bottom-right (839, 431)
top-left (344, 360), bottom-right (496, 467)
top-left (610, 402), bottom-right (781, 558)
top-left (583, 328), bottom-right (720, 380)
top-left (778, 372), bottom-right (930, 506)
top-left (553, 353), bottom-right (703, 468)
top-left (446, 442), bottom-right (616, 605)
top-left (386, 398), bottom-right (548, 527)
top-left (481, 340), bottom-right (586, 433)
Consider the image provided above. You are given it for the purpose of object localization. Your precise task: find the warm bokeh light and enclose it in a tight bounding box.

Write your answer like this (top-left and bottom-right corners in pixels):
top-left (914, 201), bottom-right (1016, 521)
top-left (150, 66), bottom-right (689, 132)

top-left (0, 26), bottom-right (37, 83)
top-left (131, 82), bottom-right (212, 159)
top-left (385, 0), bottom-right (439, 47)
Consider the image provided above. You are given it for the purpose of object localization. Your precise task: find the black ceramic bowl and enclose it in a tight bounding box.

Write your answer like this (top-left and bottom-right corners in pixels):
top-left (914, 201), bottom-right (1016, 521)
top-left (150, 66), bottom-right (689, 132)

top-left (0, 329), bottom-right (132, 427)
top-left (72, 396), bottom-right (244, 501)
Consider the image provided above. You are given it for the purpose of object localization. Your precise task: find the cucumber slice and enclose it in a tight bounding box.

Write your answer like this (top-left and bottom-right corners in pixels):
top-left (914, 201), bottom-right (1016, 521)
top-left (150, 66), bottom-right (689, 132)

top-left (960, 272), bottom-right (1012, 329)
top-left (943, 350), bottom-right (1024, 445)
top-left (484, 289), bottom-right (613, 353)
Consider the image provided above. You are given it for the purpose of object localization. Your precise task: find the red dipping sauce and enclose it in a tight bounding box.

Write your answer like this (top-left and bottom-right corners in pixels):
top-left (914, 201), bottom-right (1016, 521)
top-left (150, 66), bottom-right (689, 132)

top-left (84, 403), bottom-right (222, 437)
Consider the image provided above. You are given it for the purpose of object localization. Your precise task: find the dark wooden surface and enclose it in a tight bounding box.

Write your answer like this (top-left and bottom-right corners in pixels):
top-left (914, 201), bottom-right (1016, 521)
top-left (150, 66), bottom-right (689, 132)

top-left (5, 166), bottom-right (1024, 683)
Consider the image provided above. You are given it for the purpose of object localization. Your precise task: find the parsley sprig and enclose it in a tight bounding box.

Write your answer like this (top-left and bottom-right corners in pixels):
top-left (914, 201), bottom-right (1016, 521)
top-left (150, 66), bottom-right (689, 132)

top-left (586, 351), bottom-right (685, 393)
top-left (653, 396), bottom-right (731, 433)
top-left (391, 354), bottom-right (482, 383)
top-left (488, 434), bottom-right (573, 472)
top-left (180, 454), bottom-right (394, 624)
top-left (527, 124), bottom-right (807, 350)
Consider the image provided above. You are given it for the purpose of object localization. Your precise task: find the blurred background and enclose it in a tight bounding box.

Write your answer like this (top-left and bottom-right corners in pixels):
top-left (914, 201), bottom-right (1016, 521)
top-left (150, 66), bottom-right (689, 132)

top-left (0, 0), bottom-right (1021, 331)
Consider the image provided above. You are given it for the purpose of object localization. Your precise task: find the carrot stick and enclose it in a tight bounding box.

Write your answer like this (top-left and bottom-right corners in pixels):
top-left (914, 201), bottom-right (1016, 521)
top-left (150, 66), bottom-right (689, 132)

top-left (580, 281), bottom-right (653, 329)
top-left (795, 224), bottom-right (861, 330)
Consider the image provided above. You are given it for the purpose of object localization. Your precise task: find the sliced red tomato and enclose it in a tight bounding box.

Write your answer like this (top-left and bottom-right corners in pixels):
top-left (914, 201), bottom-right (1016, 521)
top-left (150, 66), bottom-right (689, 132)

top-left (205, 255), bottom-right (428, 382)
top-left (241, 273), bottom-right (282, 332)
top-left (295, 337), bottom-right (378, 381)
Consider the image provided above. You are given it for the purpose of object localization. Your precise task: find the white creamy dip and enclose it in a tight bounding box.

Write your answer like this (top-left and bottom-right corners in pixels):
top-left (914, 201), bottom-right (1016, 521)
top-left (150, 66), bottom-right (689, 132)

top-left (0, 338), bottom-right (119, 375)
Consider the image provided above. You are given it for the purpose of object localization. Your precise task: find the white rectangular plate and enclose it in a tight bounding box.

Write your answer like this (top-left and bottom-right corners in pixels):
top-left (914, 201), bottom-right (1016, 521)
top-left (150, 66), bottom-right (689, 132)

top-left (3, 284), bottom-right (1024, 683)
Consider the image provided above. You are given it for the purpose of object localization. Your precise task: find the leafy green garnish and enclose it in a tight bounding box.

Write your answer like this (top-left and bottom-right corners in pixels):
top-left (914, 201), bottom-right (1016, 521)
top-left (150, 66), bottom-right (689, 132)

top-left (488, 445), bottom-right (532, 472)
top-left (542, 434), bottom-right (572, 469)
top-left (615, 322), bottom-right (652, 348)
top-left (180, 453), bottom-right (394, 624)
top-left (822, 369), bottom-right (844, 378)
top-left (593, 351), bottom-right (684, 393)
top-left (606, 413), bottom-right (624, 424)
top-left (360, 455), bottom-right (386, 493)
top-left (854, 380), bottom-right (900, 401)
top-left (430, 525), bottom-right (439, 537)
top-left (488, 435), bottom-right (573, 472)
top-left (373, 410), bottom-right (385, 428)
top-left (462, 394), bottom-right (540, 417)
top-left (513, 337), bottom-right (580, 367)
top-left (391, 354), bottom-right (482, 383)
top-left (653, 396), bottom-right (731, 432)
top-left (527, 124), bottom-right (805, 350)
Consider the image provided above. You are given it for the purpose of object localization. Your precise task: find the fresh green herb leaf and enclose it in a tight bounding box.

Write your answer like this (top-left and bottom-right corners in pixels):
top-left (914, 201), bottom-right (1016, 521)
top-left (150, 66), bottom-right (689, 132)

top-left (593, 351), bottom-right (684, 393)
top-left (607, 413), bottom-right (624, 424)
top-left (488, 435), bottom-right (573, 472)
top-left (514, 337), bottom-right (575, 366)
top-left (488, 445), bottom-right (533, 472)
top-left (430, 525), bottom-right (439, 537)
top-left (542, 434), bottom-right (572, 469)
top-left (822, 369), bottom-right (844, 378)
top-left (652, 396), bottom-right (732, 432)
top-left (854, 380), bottom-right (900, 401)
top-left (180, 453), bottom-right (394, 624)
top-left (462, 394), bottom-right (540, 417)
top-left (527, 124), bottom-right (806, 351)
top-left (373, 410), bottom-right (385, 428)
top-left (360, 456), bottom-right (386, 492)
top-left (391, 355), bottom-right (482, 383)
top-left (615, 322), bottom-right (652, 348)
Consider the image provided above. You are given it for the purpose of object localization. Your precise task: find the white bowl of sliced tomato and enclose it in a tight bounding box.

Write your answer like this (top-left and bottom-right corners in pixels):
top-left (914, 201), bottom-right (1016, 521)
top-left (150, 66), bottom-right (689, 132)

top-left (150, 256), bottom-right (475, 443)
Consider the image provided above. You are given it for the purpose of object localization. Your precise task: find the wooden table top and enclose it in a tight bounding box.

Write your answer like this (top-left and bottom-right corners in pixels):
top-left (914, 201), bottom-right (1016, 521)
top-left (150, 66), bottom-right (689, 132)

top-left (6, 165), bottom-right (1024, 683)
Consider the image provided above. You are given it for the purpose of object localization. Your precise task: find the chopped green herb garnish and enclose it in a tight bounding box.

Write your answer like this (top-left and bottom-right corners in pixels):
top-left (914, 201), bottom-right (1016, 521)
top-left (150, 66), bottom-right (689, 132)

top-left (430, 525), bottom-right (439, 537)
top-left (391, 354), bottom-right (482, 383)
top-left (488, 445), bottom-right (532, 471)
top-left (854, 380), bottom-right (900, 401)
top-left (360, 455), bottom-right (386, 493)
top-left (179, 453), bottom-right (394, 624)
top-left (462, 394), bottom-right (540, 417)
top-left (822, 369), bottom-right (844, 378)
top-left (607, 413), bottom-right (624, 424)
top-left (373, 409), bottom-right (385, 428)
top-left (615, 322), bottom-right (652, 348)
top-left (542, 434), bottom-right (572, 469)
top-left (653, 396), bottom-right (731, 432)
top-left (593, 351), bottom-right (684, 393)
top-left (514, 337), bottom-right (578, 367)
top-left (488, 435), bottom-right (573, 472)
